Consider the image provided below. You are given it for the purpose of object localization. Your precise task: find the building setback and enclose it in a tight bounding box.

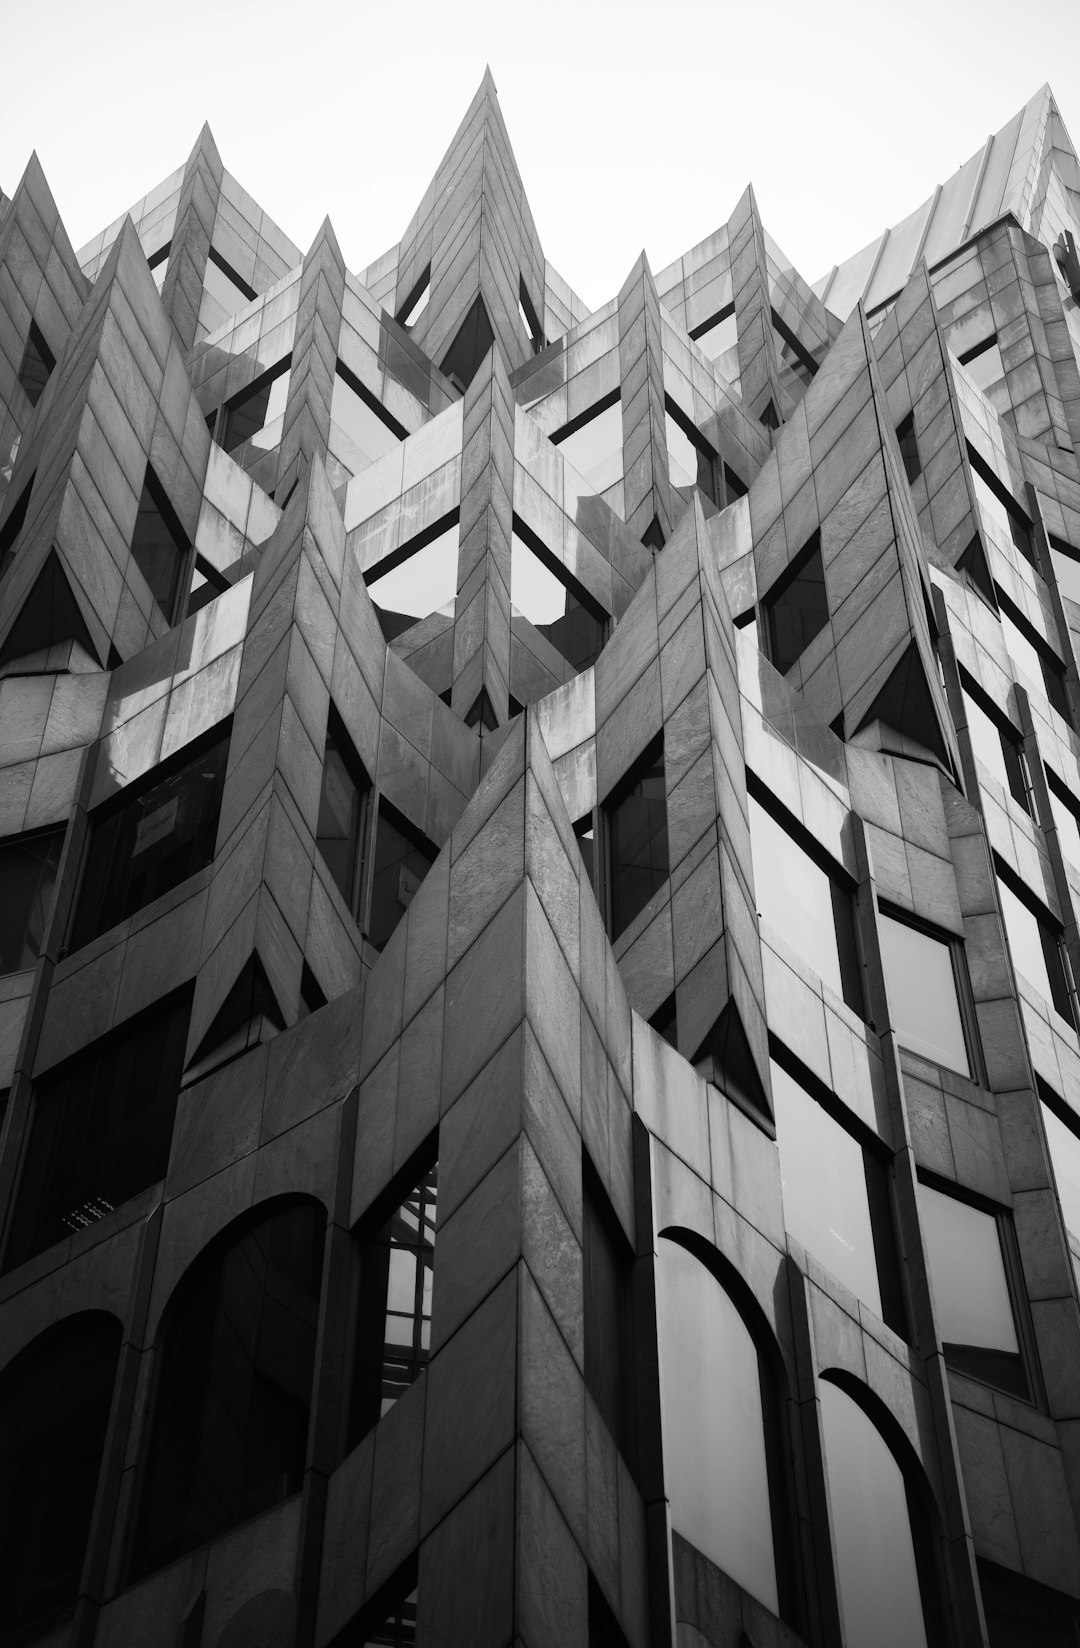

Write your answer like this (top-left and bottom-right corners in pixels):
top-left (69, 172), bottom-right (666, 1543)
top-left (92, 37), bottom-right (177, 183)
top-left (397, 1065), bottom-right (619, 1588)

top-left (3, 67), bottom-right (1080, 1648)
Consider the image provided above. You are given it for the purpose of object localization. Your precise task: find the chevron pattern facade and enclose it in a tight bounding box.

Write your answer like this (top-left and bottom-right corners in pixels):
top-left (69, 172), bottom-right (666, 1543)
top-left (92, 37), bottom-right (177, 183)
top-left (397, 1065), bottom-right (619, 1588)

top-left (4, 72), bottom-right (1080, 1648)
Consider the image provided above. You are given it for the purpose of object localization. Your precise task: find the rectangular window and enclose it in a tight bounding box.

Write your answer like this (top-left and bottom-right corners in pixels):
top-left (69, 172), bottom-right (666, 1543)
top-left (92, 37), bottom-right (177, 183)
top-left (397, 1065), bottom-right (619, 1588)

top-left (4, 989), bottom-right (191, 1271)
top-left (877, 908), bottom-right (975, 1077)
top-left (147, 241), bottom-right (170, 293)
top-left (69, 727), bottom-right (229, 951)
top-left (772, 1055), bottom-right (904, 1331)
top-left (690, 303), bottom-right (738, 378)
top-left (367, 799), bottom-right (437, 952)
top-left (748, 782), bottom-right (863, 1015)
top-left (995, 861), bottom-right (1076, 1030)
top-left (772, 308), bottom-right (817, 394)
top-left (763, 531), bottom-right (829, 673)
top-left (350, 1146), bottom-right (437, 1443)
top-left (995, 589), bottom-right (1070, 721)
top-left (552, 394), bottom-right (623, 493)
top-left (1048, 533), bottom-right (1080, 607)
top-left (583, 1153), bottom-right (636, 1470)
top-left (917, 1176), bottom-right (1032, 1400)
top-left (1038, 1079), bottom-right (1080, 1244)
top-left (958, 335), bottom-right (1005, 393)
top-left (0, 828), bottom-right (64, 974)
top-left (510, 516), bottom-right (607, 672)
top-left (363, 513), bottom-right (460, 640)
top-left (1046, 768), bottom-right (1080, 869)
top-left (198, 248), bottom-right (257, 333)
top-left (395, 263), bottom-right (430, 328)
top-left (603, 735), bottom-right (669, 941)
top-left (518, 276), bottom-right (545, 354)
top-left (316, 708), bottom-right (372, 920)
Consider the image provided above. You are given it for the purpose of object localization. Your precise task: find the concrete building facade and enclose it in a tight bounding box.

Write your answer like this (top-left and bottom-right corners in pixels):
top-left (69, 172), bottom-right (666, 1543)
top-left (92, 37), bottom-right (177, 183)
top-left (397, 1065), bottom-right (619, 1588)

top-left (2, 71), bottom-right (1080, 1648)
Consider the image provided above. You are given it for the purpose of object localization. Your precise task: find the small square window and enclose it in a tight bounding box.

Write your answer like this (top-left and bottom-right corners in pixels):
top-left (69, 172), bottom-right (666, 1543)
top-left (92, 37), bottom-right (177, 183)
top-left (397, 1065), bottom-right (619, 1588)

top-left (218, 357), bottom-right (292, 455)
top-left (763, 531), bottom-right (829, 674)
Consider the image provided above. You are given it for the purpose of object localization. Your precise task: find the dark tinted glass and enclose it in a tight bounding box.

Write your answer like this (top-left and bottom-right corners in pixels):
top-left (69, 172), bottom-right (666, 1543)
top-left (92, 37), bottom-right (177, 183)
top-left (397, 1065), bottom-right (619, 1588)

top-left (220, 362), bottom-right (290, 455)
top-left (897, 414), bottom-right (922, 483)
top-left (0, 827), bottom-right (63, 973)
top-left (583, 1161), bottom-right (636, 1469)
top-left (606, 737), bottom-right (668, 940)
top-left (5, 991), bottom-right (191, 1270)
top-left (316, 712), bottom-right (370, 917)
top-left (69, 730), bottom-right (229, 949)
top-left (132, 1200), bottom-right (325, 1578)
top-left (352, 1161), bottom-right (437, 1442)
top-left (440, 295), bottom-right (495, 393)
top-left (0, 473), bottom-right (34, 581)
top-left (574, 815), bottom-right (596, 894)
top-left (980, 1560), bottom-right (1080, 1647)
top-left (368, 801), bottom-right (436, 952)
top-left (0, 1315), bottom-right (121, 1642)
top-left (129, 467), bottom-right (189, 618)
top-left (764, 534), bottom-right (829, 673)
top-left (17, 321), bottom-right (55, 409)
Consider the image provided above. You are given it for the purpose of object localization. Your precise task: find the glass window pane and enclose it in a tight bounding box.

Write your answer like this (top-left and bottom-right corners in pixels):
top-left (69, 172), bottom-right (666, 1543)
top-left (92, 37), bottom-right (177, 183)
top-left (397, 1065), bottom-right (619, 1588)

top-left (0, 828), bottom-right (63, 973)
top-left (70, 732), bottom-right (230, 950)
top-left (1041, 1101), bottom-right (1080, 1241)
top-left (748, 795), bottom-right (851, 999)
top-left (963, 690), bottom-right (1011, 791)
top-left (129, 467), bottom-right (189, 617)
top-left (916, 1183), bottom-right (1018, 1354)
top-left (316, 714), bottom-right (370, 917)
top-left (1000, 611), bottom-right (1048, 699)
top-left (764, 535), bottom-right (829, 673)
top-left (510, 530), bottom-right (605, 673)
top-left (997, 878), bottom-right (1072, 1025)
top-left (330, 370), bottom-right (402, 477)
top-left (961, 339), bottom-right (1005, 392)
top-left (17, 323), bottom-right (54, 409)
top-left (1050, 544), bottom-right (1080, 606)
top-left (666, 412), bottom-right (698, 489)
top-left (366, 522), bottom-right (460, 632)
top-left (221, 364), bottom-right (290, 456)
top-left (5, 992), bottom-right (191, 1269)
top-left (656, 1237), bottom-right (778, 1613)
top-left (877, 913), bottom-right (970, 1076)
top-left (352, 1163), bottom-right (438, 1439)
top-left (606, 739), bottom-right (668, 940)
top-left (771, 1062), bottom-right (881, 1314)
top-left (368, 802), bottom-right (436, 951)
top-left (819, 1380), bottom-right (928, 1648)
top-left (554, 401), bottom-right (623, 492)
top-left (1047, 778), bottom-right (1080, 869)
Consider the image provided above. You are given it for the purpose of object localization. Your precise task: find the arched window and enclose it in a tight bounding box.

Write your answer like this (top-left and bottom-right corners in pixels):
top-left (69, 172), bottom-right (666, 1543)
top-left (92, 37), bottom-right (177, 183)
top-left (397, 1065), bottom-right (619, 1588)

top-left (130, 1198), bottom-right (326, 1579)
top-left (656, 1231), bottom-right (794, 1619)
top-left (818, 1374), bottom-right (942, 1648)
top-left (0, 1312), bottom-right (121, 1644)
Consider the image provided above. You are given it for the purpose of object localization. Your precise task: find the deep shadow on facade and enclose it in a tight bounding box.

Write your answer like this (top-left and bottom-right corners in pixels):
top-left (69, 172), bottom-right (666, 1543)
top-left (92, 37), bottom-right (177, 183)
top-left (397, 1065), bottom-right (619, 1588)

top-left (4, 69), bottom-right (1080, 1648)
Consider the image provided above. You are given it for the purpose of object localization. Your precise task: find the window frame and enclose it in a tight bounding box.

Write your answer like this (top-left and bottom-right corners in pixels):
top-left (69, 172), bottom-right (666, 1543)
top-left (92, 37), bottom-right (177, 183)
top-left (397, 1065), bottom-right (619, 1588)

top-left (761, 530), bottom-right (830, 674)
top-left (967, 444), bottom-right (1037, 567)
top-left (959, 668), bottom-right (1038, 818)
top-left (896, 413), bottom-right (922, 484)
top-left (510, 512), bottom-right (610, 672)
top-left (994, 855), bottom-right (1077, 1031)
top-left (994, 583), bottom-right (1071, 723)
top-left (916, 1169), bottom-right (1042, 1406)
top-left (599, 732), bottom-right (670, 943)
top-left (747, 773), bottom-right (865, 1018)
top-left (212, 354), bottom-right (293, 455)
top-left (876, 901), bottom-right (984, 1082)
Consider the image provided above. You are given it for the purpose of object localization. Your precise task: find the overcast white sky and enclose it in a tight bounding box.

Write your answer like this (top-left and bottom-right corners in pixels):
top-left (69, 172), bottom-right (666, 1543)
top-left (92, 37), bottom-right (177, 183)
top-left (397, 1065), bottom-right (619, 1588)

top-left (3, 0), bottom-right (1079, 312)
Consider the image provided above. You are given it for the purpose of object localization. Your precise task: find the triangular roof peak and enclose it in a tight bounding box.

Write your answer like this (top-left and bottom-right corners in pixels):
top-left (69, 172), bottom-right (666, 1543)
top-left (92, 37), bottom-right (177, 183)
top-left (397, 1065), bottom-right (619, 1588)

top-left (816, 83), bottom-right (1078, 320)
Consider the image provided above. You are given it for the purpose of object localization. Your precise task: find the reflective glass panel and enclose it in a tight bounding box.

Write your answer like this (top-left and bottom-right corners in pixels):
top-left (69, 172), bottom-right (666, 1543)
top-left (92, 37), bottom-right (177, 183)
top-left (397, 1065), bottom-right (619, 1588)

top-left (352, 1162), bottom-right (437, 1440)
top-left (748, 795), bottom-right (844, 997)
top-left (764, 535), bottom-right (829, 673)
top-left (221, 364), bottom-right (290, 455)
top-left (961, 339), bottom-right (1005, 392)
top-left (17, 322), bottom-right (54, 409)
top-left (151, 256), bottom-right (168, 293)
top-left (771, 1062), bottom-right (881, 1314)
top-left (198, 253), bottom-right (254, 333)
top-left (963, 690), bottom-right (1013, 793)
top-left (440, 295), bottom-right (494, 393)
top-left (1050, 543), bottom-right (1080, 606)
top-left (366, 522), bottom-right (460, 633)
top-left (584, 1164), bottom-right (636, 1466)
top-left (1001, 610), bottom-right (1048, 698)
top-left (819, 1380), bottom-right (928, 1648)
top-left (917, 1183), bottom-right (1019, 1356)
top-left (997, 878), bottom-right (1073, 1025)
top-left (606, 739), bottom-right (668, 940)
top-left (1041, 1100), bottom-right (1080, 1240)
top-left (1047, 775), bottom-right (1080, 868)
top-left (666, 411), bottom-right (698, 489)
top-left (129, 467), bottom-right (189, 617)
top-left (510, 530), bottom-right (605, 673)
top-left (896, 414), bottom-right (922, 484)
top-left (693, 306), bottom-right (738, 365)
top-left (69, 732), bottom-right (229, 950)
top-left (368, 802), bottom-right (436, 951)
top-left (554, 400), bottom-right (623, 492)
top-left (0, 1316), bottom-right (121, 1642)
top-left (877, 913), bottom-right (970, 1075)
top-left (970, 463), bottom-right (1035, 564)
top-left (316, 714), bottom-right (370, 918)
top-left (132, 1201), bottom-right (325, 1577)
top-left (656, 1237), bottom-right (778, 1613)
top-left (0, 828), bottom-right (63, 973)
top-left (5, 991), bottom-right (191, 1270)
top-left (330, 370), bottom-right (402, 476)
